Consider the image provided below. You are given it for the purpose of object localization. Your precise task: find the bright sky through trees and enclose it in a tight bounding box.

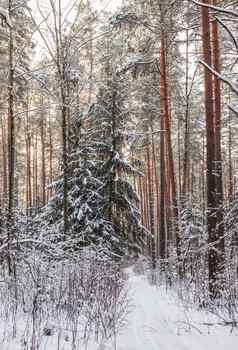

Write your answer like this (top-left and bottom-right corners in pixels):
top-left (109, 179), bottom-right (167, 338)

top-left (29, 0), bottom-right (121, 61)
top-left (29, 0), bottom-right (121, 14)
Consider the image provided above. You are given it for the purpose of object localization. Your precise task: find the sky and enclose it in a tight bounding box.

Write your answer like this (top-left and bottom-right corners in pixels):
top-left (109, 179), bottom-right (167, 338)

top-left (29, 0), bottom-right (122, 15)
top-left (29, 0), bottom-right (122, 62)
top-left (94, 0), bottom-right (121, 11)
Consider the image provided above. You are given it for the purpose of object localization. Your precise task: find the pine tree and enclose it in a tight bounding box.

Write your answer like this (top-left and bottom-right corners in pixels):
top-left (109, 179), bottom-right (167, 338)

top-left (201, 0), bottom-right (225, 299)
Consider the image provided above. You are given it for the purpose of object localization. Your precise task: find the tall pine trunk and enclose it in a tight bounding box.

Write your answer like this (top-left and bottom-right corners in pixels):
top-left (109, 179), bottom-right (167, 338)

top-left (211, 0), bottom-right (225, 272)
top-left (40, 95), bottom-right (46, 206)
top-left (159, 29), bottom-right (180, 271)
top-left (7, 0), bottom-right (14, 274)
top-left (201, 0), bottom-right (224, 298)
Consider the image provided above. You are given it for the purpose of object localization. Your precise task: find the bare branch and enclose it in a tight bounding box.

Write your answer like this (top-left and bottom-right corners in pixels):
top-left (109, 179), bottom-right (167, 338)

top-left (199, 59), bottom-right (238, 95)
top-left (0, 7), bottom-right (12, 28)
top-left (190, 0), bottom-right (238, 17)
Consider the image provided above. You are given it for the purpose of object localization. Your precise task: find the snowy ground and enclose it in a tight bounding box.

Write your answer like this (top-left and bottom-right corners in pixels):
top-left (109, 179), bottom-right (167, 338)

top-left (118, 268), bottom-right (238, 350)
top-left (1, 267), bottom-right (238, 349)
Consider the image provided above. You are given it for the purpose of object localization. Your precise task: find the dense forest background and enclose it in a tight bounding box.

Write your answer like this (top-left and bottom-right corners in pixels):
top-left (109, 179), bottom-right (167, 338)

top-left (0, 0), bottom-right (238, 348)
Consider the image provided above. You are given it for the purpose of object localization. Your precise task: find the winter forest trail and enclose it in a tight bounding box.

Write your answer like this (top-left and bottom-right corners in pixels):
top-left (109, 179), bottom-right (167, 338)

top-left (117, 268), bottom-right (238, 350)
top-left (1, 267), bottom-right (238, 350)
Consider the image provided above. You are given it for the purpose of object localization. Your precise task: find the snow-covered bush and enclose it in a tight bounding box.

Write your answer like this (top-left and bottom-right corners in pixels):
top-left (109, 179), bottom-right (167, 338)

top-left (0, 246), bottom-right (129, 349)
top-left (180, 206), bottom-right (205, 278)
top-left (178, 206), bottom-right (208, 304)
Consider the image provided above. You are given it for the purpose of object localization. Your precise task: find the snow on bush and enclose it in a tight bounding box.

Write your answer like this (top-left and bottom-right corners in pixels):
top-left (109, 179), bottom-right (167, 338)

top-left (0, 247), bottom-right (130, 350)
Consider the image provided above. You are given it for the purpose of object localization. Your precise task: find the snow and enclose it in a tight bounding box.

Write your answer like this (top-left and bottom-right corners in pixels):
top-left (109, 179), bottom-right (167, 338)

top-left (0, 7), bottom-right (12, 28)
top-left (0, 266), bottom-right (237, 349)
top-left (118, 268), bottom-right (238, 350)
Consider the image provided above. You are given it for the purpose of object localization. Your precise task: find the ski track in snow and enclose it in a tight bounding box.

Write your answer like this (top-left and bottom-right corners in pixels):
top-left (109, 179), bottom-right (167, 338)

top-left (117, 268), bottom-right (238, 350)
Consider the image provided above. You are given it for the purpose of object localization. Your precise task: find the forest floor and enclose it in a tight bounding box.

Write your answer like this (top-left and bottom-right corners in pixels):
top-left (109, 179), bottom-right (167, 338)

top-left (117, 267), bottom-right (238, 350)
top-left (1, 266), bottom-right (238, 349)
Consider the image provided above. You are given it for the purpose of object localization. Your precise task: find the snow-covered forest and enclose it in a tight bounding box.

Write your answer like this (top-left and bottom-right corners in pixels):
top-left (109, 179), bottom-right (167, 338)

top-left (0, 0), bottom-right (238, 349)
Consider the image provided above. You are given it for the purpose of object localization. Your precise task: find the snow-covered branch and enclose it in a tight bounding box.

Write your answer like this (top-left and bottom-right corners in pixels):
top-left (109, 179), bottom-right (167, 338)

top-left (190, 0), bottom-right (238, 17)
top-left (199, 59), bottom-right (238, 96)
top-left (0, 7), bottom-right (12, 28)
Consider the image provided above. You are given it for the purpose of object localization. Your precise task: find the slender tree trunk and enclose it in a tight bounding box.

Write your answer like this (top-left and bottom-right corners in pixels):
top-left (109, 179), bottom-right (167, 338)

top-left (87, 11), bottom-right (94, 105)
top-left (159, 51), bottom-right (166, 260)
top-left (108, 82), bottom-right (117, 223)
top-left (1, 117), bottom-right (7, 206)
top-left (143, 173), bottom-right (149, 233)
top-left (48, 111), bottom-right (53, 200)
top-left (178, 116), bottom-right (182, 200)
top-left (7, 0), bottom-right (14, 275)
top-left (157, 4), bottom-right (167, 262)
top-left (151, 129), bottom-right (159, 257)
top-left (40, 95), bottom-right (46, 206)
top-left (228, 108), bottom-right (233, 201)
top-left (25, 96), bottom-right (32, 214)
top-left (159, 30), bottom-right (180, 270)
top-left (33, 134), bottom-right (38, 210)
top-left (202, 132), bottom-right (206, 222)
top-left (138, 175), bottom-right (144, 226)
top-left (147, 122), bottom-right (156, 269)
top-left (58, 0), bottom-right (69, 237)
top-left (182, 26), bottom-right (190, 202)
top-left (61, 93), bottom-right (68, 236)
top-left (201, 0), bottom-right (224, 298)
top-left (211, 0), bottom-right (225, 270)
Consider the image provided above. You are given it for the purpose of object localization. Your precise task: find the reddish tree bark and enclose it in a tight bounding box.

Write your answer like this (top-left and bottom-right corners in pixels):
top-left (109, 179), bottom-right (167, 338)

top-left (159, 30), bottom-right (180, 266)
top-left (1, 117), bottom-right (8, 206)
top-left (211, 0), bottom-right (225, 263)
top-left (146, 138), bottom-right (156, 269)
top-left (25, 90), bottom-right (32, 213)
top-left (40, 95), bottom-right (46, 206)
top-left (201, 0), bottom-right (224, 298)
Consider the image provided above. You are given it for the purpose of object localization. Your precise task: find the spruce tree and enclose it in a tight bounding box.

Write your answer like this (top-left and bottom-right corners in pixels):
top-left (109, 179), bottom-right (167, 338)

top-left (86, 68), bottom-right (145, 256)
top-left (41, 65), bottom-right (145, 258)
top-left (40, 111), bottom-right (121, 257)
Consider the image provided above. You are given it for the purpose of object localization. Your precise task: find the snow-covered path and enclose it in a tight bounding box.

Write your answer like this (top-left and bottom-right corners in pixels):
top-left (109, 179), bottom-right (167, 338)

top-left (1, 268), bottom-right (238, 349)
top-left (117, 269), bottom-right (238, 350)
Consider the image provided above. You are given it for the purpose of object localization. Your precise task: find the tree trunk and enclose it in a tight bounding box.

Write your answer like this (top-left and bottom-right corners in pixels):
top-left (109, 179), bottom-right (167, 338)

top-left (7, 0), bottom-right (14, 275)
top-left (228, 108), bottom-right (233, 201)
top-left (25, 90), bottom-right (32, 213)
top-left (33, 134), bottom-right (38, 210)
top-left (147, 121), bottom-right (156, 269)
top-left (40, 95), bottom-right (46, 206)
top-left (159, 30), bottom-right (180, 269)
top-left (211, 0), bottom-right (225, 271)
top-left (1, 117), bottom-right (7, 207)
top-left (48, 110), bottom-right (53, 200)
top-left (182, 26), bottom-right (190, 202)
top-left (201, 0), bottom-right (224, 298)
